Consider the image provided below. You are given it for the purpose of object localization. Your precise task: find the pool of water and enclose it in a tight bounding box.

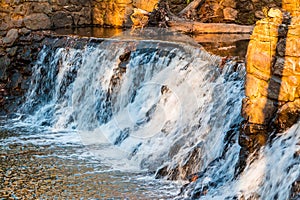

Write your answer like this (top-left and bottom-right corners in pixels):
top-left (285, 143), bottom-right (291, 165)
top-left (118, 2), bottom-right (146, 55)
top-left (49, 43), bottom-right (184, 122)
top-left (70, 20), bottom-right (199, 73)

top-left (0, 120), bottom-right (181, 199)
top-left (52, 27), bottom-right (250, 59)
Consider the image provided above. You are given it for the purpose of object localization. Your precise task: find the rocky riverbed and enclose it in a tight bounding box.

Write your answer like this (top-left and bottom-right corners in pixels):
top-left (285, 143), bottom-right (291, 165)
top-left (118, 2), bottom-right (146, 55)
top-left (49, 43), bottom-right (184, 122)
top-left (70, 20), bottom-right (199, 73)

top-left (0, 121), bottom-right (180, 199)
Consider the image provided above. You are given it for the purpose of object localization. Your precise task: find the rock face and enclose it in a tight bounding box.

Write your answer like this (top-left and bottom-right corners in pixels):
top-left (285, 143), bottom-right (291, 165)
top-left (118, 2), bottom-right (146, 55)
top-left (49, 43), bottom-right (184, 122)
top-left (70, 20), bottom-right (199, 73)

top-left (0, 0), bottom-right (92, 34)
top-left (0, 33), bottom-right (91, 115)
top-left (24, 14), bottom-right (51, 30)
top-left (197, 0), bottom-right (281, 24)
top-left (0, 0), bottom-right (290, 34)
top-left (92, 0), bottom-right (159, 27)
top-left (240, 1), bottom-right (300, 171)
top-left (0, 32), bottom-right (46, 115)
top-left (0, 0), bottom-right (160, 33)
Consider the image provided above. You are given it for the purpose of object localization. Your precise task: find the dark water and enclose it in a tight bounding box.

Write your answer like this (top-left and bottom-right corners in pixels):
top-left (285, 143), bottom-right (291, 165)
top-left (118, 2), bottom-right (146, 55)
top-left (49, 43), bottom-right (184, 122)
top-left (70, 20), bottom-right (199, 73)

top-left (53, 27), bottom-right (124, 38)
top-left (53, 27), bottom-right (250, 59)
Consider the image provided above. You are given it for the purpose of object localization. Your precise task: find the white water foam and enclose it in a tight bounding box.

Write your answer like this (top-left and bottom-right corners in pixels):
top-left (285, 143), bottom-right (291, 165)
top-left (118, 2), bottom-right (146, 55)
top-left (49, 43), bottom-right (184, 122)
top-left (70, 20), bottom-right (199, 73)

top-left (15, 36), bottom-right (300, 199)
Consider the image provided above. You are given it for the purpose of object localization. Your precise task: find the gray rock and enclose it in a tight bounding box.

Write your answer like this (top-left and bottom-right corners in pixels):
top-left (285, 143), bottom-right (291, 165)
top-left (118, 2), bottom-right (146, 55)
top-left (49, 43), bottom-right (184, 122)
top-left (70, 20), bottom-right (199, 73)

top-left (51, 11), bottom-right (73, 28)
top-left (3, 29), bottom-right (19, 46)
top-left (0, 21), bottom-right (9, 31)
top-left (24, 13), bottom-right (51, 30)
top-left (63, 5), bottom-right (82, 12)
top-left (0, 56), bottom-right (10, 81)
top-left (69, 0), bottom-right (89, 5)
top-left (19, 27), bottom-right (31, 35)
top-left (57, 0), bottom-right (68, 6)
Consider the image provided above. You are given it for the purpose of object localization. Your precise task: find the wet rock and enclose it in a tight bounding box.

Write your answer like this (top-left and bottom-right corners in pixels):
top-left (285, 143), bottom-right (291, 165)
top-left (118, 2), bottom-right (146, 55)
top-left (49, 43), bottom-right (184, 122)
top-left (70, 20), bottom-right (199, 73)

top-left (73, 7), bottom-right (92, 26)
top-left (24, 13), bottom-right (51, 30)
top-left (6, 46), bottom-right (18, 57)
top-left (2, 29), bottom-right (18, 46)
top-left (19, 28), bottom-right (31, 36)
top-left (51, 11), bottom-right (73, 28)
top-left (0, 56), bottom-right (10, 81)
top-left (114, 128), bottom-right (130, 145)
top-left (0, 21), bottom-right (9, 31)
top-left (8, 72), bottom-right (22, 90)
top-left (240, 0), bottom-right (300, 180)
top-left (290, 176), bottom-right (300, 200)
top-left (274, 99), bottom-right (300, 132)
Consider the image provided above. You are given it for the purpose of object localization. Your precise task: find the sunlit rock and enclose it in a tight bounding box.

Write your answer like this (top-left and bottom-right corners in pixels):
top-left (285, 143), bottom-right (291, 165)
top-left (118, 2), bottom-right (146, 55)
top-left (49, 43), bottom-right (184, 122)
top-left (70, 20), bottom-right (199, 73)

top-left (242, 97), bottom-right (277, 125)
top-left (240, 1), bottom-right (300, 174)
top-left (282, 0), bottom-right (300, 16)
top-left (223, 7), bottom-right (238, 21)
top-left (93, 1), bottom-right (132, 27)
top-left (133, 0), bottom-right (159, 12)
top-left (130, 8), bottom-right (149, 29)
top-left (267, 8), bottom-right (283, 19)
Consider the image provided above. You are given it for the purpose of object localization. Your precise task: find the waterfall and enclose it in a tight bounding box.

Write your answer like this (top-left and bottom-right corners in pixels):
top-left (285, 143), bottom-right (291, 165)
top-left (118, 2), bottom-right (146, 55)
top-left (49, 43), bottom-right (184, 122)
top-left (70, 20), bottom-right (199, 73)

top-left (187, 122), bottom-right (300, 200)
top-left (16, 34), bottom-right (299, 199)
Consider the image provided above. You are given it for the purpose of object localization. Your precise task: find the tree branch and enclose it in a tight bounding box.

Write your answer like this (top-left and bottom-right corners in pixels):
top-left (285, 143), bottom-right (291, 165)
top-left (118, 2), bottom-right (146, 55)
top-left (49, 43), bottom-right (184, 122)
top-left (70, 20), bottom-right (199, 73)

top-left (178, 0), bottom-right (205, 17)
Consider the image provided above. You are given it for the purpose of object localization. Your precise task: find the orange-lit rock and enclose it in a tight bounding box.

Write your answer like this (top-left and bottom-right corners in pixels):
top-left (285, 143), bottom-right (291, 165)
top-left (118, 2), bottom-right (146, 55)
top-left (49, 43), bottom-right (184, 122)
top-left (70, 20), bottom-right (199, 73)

top-left (244, 74), bottom-right (268, 98)
top-left (242, 2), bottom-right (300, 136)
top-left (282, 0), bottom-right (300, 16)
top-left (275, 99), bottom-right (300, 131)
top-left (133, 0), bottom-right (159, 12)
top-left (246, 44), bottom-right (274, 76)
top-left (242, 97), bottom-right (277, 125)
top-left (93, 0), bottom-right (133, 27)
top-left (130, 8), bottom-right (149, 29)
top-left (285, 37), bottom-right (300, 57)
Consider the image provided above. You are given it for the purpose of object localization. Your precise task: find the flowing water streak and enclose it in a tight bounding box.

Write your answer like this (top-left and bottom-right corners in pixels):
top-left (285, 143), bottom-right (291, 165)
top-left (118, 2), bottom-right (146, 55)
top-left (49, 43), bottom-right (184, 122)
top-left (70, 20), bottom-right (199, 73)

top-left (195, 122), bottom-right (300, 200)
top-left (18, 36), bottom-right (251, 197)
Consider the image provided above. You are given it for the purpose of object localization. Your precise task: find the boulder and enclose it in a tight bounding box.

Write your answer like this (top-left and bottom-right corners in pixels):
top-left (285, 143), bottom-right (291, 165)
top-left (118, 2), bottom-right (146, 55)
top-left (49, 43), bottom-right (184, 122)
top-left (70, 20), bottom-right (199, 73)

top-left (130, 8), bottom-right (149, 29)
top-left (24, 13), bottom-right (51, 30)
top-left (51, 11), bottom-right (73, 28)
top-left (221, 0), bottom-right (237, 8)
top-left (2, 29), bottom-right (18, 46)
top-left (268, 8), bottom-right (283, 18)
top-left (223, 8), bottom-right (238, 21)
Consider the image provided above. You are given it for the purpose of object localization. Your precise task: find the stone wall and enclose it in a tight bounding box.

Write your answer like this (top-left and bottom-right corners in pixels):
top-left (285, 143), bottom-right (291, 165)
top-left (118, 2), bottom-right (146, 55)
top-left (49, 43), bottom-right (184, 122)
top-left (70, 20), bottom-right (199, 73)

top-left (0, 31), bottom-right (47, 115)
top-left (0, 0), bottom-right (93, 36)
top-left (0, 0), bottom-right (160, 36)
top-left (92, 0), bottom-right (159, 27)
top-left (197, 0), bottom-right (282, 24)
top-left (0, 0), bottom-right (287, 36)
top-left (239, 0), bottom-right (300, 170)
top-left (0, 31), bottom-right (92, 115)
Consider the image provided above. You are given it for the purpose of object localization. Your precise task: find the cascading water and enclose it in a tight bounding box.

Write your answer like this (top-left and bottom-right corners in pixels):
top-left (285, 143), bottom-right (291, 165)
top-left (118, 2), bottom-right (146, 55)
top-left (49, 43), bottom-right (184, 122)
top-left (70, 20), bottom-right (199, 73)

top-left (1, 31), bottom-right (299, 199)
